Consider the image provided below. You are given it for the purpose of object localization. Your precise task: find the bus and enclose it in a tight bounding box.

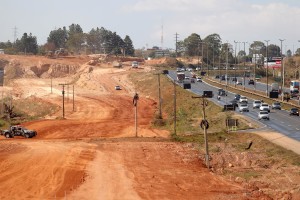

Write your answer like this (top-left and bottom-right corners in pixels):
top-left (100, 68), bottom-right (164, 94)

top-left (290, 80), bottom-right (299, 93)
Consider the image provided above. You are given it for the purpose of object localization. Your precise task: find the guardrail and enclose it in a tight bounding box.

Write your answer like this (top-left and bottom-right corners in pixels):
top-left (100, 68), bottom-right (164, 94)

top-left (204, 77), bottom-right (300, 110)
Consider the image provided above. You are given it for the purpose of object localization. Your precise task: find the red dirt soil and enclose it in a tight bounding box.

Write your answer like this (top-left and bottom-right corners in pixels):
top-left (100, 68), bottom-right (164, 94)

top-left (0, 55), bottom-right (263, 199)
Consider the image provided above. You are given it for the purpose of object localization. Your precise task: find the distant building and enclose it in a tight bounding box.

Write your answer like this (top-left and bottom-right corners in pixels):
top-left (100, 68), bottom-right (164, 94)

top-left (252, 54), bottom-right (263, 64)
top-left (0, 49), bottom-right (4, 54)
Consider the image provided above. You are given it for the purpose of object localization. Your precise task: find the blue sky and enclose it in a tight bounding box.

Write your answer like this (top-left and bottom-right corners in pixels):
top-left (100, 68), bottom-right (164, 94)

top-left (1, 0), bottom-right (300, 52)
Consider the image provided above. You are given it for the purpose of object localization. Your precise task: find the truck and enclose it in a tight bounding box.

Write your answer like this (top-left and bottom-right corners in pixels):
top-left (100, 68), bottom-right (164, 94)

top-left (270, 83), bottom-right (281, 93)
top-left (177, 72), bottom-right (185, 83)
top-left (1, 125), bottom-right (37, 138)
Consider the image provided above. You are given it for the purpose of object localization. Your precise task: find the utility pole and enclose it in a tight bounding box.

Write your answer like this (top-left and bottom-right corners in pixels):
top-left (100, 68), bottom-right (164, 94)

top-left (73, 85), bottom-right (75, 112)
top-left (155, 73), bottom-right (162, 119)
top-left (242, 41), bottom-right (248, 90)
top-left (265, 40), bottom-right (270, 97)
top-left (279, 39), bottom-right (285, 101)
top-left (133, 93), bottom-right (139, 137)
top-left (234, 40), bottom-right (239, 87)
top-left (173, 79), bottom-right (177, 135)
top-left (59, 83), bottom-right (70, 119)
top-left (192, 95), bottom-right (210, 169)
top-left (175, 33), bottom-right (179, 57)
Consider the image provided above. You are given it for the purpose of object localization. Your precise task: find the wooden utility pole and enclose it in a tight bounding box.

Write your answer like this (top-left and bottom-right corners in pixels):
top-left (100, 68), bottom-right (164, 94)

top-left (133, 93), bottom-right (139, 137)
top-left (59, 83), bottom-right (70, 119)
top-left (154, 73), bottom-right (162, 119)
top-left (173, 79), bottom-right (177, 135)
top-left (73, 85), bottom-right (75, 112)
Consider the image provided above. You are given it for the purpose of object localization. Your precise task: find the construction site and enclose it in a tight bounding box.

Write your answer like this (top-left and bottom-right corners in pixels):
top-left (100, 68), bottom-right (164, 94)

top-left (0, 53), bottom-right (299, 200)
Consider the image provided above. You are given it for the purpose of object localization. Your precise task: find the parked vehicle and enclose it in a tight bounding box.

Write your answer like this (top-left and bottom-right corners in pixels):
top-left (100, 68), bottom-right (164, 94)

top-left (115, 85), bottom-right (121, 90)
top-left (260, 103), bottom-right (270, 112)
top-left (252, 100), bottom-right (262, 109)
top-left (271, 102), bottom-right (281, 110)
top-left (1, 125), bottom-right (37, 138)
top-left (258, 111), bottom-right (270, 120)
top-left (289, 108), bottom-right (299, 116)
top-left (238, 104), bottom-right (249, 112)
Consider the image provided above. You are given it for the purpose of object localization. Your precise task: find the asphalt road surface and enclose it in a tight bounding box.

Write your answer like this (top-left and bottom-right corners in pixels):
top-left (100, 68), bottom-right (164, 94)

top-left (167, 70), bottom-right (300, 142)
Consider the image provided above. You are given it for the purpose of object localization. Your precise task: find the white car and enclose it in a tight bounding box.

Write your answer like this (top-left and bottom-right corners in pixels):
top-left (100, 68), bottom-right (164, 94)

top-left (238, 104), bottom-right (249, 112)
top-left (259, 103), bottom-right (270, 112)
top-left (239, 96), bottom-right (248, 103)
top-left (196, 77), bottom-right (202, 82)
top-left (252, 100), bottom-right (262, 109)
top-left (131, 61), bottom-right (138, 68)
top-left (258, 111), bottom-right (270, 120)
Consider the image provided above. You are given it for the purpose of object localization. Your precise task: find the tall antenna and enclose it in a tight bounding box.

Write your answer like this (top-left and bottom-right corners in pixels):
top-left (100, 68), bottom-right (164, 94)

top-left (161, 19), bottom-right (164, 50)
top-left (13, 26), bottom-right (18, 44)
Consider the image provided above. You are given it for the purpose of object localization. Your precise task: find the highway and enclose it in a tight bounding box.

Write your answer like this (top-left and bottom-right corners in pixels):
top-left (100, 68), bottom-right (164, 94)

top-left (167, 70), bottom-right (300, 142)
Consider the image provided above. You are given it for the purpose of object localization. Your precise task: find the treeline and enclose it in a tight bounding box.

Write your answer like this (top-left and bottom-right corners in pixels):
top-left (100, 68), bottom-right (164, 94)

top-left (0, 23), bottom-right (135, 56)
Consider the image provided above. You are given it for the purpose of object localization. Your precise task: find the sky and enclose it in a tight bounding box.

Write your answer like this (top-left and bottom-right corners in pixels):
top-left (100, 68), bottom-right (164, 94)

top-left (1, 0), bottom-right (300, 53)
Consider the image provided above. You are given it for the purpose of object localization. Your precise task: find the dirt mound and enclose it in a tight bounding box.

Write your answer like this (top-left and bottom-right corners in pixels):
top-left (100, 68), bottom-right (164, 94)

top-left (145, 57), bottom-right (182, 68)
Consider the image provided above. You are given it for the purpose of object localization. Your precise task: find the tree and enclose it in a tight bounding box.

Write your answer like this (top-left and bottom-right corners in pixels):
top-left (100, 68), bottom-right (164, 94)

top-left (268, 44), bottom-right (281, 57)
top-left (47, 27), bottom-right (67, 50)
top-left (287, 49), bottom-right (292, 57)
top-left (203, 33), bottom-right (222, 65)
top-left (15, 33), bottom-right (38, 54)
top-left (123, 35), bottom-right (134, 56)
top-left (66, 24), bottom-right (84, 54)
top-left (249, 41), bottom-right (265, 57)
top-left (183, 33), bottom-right (201, 56)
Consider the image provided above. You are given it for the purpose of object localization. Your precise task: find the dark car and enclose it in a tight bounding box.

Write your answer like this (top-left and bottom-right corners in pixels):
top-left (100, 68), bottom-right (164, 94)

top-left (232, 77), bottom-right (237, 82)
top-left (229, 99), bottom-right (238, 108)
top-left (289, 108), bottom-right (299, 116)
top-left (218, 89), bottom-right (227, 96)
top-left (248, 79), bottom-right (255, 85)
top-left (215, 75), bottom-right (220, 79)
top-left (234, 94), bottom-right (241, 101)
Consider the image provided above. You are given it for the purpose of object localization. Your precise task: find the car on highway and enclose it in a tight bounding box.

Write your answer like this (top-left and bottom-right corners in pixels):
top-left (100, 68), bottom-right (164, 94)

top-left (289, 108), bottom-right (299, 116)
top-left (236, 80), bottom-right (243, 85)
top-left (229, 99), bottom-right (238, 108)
top-left (271, 102), bottom-right (281, 110)
top-left (232, 77), bottom-right (237, 82)
top-left (234, 94), bottom-right (241, 101)
top-left (191, 78), bottom-right (195, 83)
top-left (239, 96), bottom-right (248, 103)
top-left (238, 104), bottom-right (249, 112)
top-left (258, 111), bottom-right (270, 120)
top-left (252, 100), bottom-right (262, 109)
top-left (218, 89), bottom-right (227, 96)
top-left (196, 77), bottom-right (202, 82)
top-left (260, 103), bottom-right (270, 112)
top-left (115, 85), bottom-right (121, 90)
top-left (248, 79), bottom-right (255, 85)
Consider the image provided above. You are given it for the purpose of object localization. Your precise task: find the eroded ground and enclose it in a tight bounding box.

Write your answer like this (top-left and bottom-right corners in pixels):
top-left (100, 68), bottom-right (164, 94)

top-left (0, 55), bottom-right (299, 200)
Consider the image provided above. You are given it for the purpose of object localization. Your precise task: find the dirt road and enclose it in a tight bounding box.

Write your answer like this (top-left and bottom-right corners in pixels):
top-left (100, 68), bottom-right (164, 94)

top-left (0, 55), bottom-right (258, 199)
